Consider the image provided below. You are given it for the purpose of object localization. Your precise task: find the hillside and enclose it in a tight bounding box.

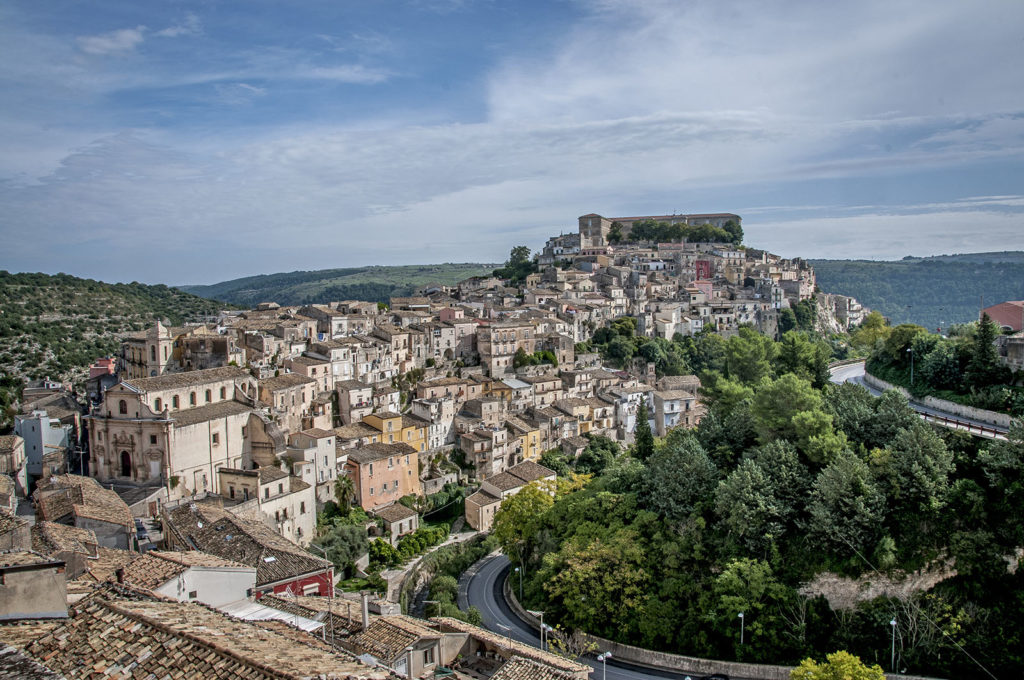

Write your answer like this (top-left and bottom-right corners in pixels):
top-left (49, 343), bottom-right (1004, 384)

top-left (180, 263), bottom-right (498, 307)
top-left (0, 271), bottom-right (230, 423)
top-left (811, 252), bottom-right (1024, 331)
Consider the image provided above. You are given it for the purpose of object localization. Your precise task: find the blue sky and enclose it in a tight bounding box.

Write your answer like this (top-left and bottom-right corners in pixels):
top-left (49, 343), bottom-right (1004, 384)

top-left (1, 0), bottom-right (1022, 284)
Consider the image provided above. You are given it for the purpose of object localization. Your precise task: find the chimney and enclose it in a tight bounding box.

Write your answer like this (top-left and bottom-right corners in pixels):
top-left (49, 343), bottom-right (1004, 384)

top-left (115, 568), bottom-right (125, 584)
top-left (360, 591), bottom-right (370, 631)
top-left (405, 646), bottom-right (415, 679)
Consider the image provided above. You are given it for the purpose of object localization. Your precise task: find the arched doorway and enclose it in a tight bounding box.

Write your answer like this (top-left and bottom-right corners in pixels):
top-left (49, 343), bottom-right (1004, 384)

top-left (120, 450), bottom-right (132, 478)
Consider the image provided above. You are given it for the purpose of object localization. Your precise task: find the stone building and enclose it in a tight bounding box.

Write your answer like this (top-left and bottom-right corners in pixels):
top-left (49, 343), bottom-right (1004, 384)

top-left (85, 366), bottom-right (262, 499)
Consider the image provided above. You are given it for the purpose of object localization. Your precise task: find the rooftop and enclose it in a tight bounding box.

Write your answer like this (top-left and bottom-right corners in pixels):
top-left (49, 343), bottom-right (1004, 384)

top-left (164, 503), bottom-right (330, 588)
top-left (259, 372), bottom-right (318, 392)
top-left (124, 365), bottom-right (251, 392)
top-left (34, 475), bottom-right (133, 527)
top-left (172, 400), bottom-right (252, 427)
top-left (347, 442), bottom-right (417, 465)
top-left (10, 587), bottom-right (391, 680)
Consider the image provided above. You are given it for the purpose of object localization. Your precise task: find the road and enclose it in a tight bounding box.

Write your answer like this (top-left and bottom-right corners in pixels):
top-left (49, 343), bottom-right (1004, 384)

top-left (829, 361), bottom-right (1008, 438)
top-left (460, 553), bottom-right (750, 680)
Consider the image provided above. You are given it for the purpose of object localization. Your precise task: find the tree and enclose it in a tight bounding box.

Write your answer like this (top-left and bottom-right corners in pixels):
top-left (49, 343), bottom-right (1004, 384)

top-left (750, 373), bottom-right (822, 443)
top-left (607, 221), bottom-right (623, 244)
top-left (641, 435), bottom-right (717, 521)
top-left (492, 483), bottom-right (554, 567)
top-left (633, 402), bottom-right (655, 462)
top-left (368, 538), bottom-right (400, 568)
top-left (726, 327), bottom-right (778, 385)
top-left (333, 475), bottom-right (355, 514)
top-left (576, 435), bottom-right (619, 475)
top-left (313, 524), bottom-right (369, 573)
top-left (723, 219), bottom-right (743, 245)
top-left (541, 529), bottom-right (650, 639)
top-left (806, 451), bottom-right (885, 555)
top-left (791, 651), bottom-right (885, 680)
top-left (965, 313), bottom-right (1007, 387)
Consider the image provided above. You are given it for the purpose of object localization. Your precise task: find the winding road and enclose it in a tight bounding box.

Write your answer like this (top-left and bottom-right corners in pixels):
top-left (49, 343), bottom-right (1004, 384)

top-left (459, 553), bottom-right (752, 680)
top-left (829, 361), bottom-right (1008, 438)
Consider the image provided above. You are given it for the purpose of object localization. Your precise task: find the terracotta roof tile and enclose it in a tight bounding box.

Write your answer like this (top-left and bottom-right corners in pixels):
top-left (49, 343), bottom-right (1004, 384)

top-left (164, 503), bottom-right (329, 588)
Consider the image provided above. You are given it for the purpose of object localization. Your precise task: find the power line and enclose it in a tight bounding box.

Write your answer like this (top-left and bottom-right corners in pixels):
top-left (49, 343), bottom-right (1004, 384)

top-left (836, 533), bottom-right (998, 680)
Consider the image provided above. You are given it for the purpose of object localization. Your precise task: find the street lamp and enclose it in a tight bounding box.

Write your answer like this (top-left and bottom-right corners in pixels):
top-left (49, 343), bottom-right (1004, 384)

top-left (308, 543), bottom-right (335, 644)
top-left (738, 612), bottom-right (744, 646)
top-left (597, 652), bottom-right (612, 680)
top-left (890, 618), bottom-right (897, 672)
top-left (514, 566), bottom-right (523, 602)
top-left (906, 347), bottom-right (914, 386)
top-left (528, 610), bottom-right (546, 651)
top-left (542, 623), bottom-right (554, 652)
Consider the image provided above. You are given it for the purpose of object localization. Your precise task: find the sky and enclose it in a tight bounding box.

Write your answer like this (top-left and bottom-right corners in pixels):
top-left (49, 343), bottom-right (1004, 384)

top-left (1, 0), bottom-right (1023, 285)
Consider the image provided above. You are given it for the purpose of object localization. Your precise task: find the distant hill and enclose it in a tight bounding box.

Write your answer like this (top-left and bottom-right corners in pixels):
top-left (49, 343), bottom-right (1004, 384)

top-left (180, 263), bottom-right (498, 307)
top-left (811, 252), bottom-right (1024, 331)
top-left (0, 271), bottom-right (230, 422)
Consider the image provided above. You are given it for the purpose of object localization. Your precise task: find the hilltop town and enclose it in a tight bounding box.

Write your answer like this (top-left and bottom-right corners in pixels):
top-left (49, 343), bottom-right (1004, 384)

top-left (0, 211), bottom-right (871, 677)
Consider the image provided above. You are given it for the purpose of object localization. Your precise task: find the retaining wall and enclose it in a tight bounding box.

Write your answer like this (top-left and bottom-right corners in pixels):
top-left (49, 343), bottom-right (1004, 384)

top-left (501, 569), bottom-right (941, 680)
top-left (862, 373), bottom-right (1013, 429)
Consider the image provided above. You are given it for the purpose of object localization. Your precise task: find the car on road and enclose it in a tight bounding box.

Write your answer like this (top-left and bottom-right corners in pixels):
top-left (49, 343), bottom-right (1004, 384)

top-left (134, 519), bottom-right (149, 541)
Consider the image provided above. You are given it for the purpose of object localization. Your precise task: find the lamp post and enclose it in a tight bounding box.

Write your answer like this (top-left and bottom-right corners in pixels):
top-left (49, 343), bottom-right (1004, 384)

top-left (907, 347), bottom-right (914, 386)
top-left (597, 652), bottom-right (612, 680)
top-left (308, 544), bottom-right (335, 644)
top-left (528, 610), bottom-right (546, 651)
top-left (890, 618), bottom-right (897, 672)
top-left (514, 566), bottom-right (523, 602)
top-left (542, 623), bottom-right (553, 652)
top-left (738, 612), bottom-right (744, 646)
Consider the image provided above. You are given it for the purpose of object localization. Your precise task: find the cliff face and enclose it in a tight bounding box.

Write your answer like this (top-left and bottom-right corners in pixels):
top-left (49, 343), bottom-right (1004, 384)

top-left (815, 292), bottom-right (869, 335)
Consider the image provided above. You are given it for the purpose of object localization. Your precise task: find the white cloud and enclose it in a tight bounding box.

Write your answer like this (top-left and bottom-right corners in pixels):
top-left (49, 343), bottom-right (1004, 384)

top-left (155, 13), bottom-right (202, 39)
top-left (300, 64), bottom-right (392, 84)
top-left (76, 26), bottom-right (146, 55)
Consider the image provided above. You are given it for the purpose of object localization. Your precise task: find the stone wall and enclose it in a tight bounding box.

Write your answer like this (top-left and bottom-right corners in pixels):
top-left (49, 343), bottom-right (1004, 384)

top-left (862, 373), bottom-right (1013, 429)
top-left (501, 568), bottom-right (942, 680)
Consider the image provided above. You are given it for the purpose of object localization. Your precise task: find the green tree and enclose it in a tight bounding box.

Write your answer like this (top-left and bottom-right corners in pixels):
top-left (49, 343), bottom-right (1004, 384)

top-left (492, 483), bottom-right (554, 567)
top-left (791, 651), bottom-right (885, 680)
top-left (641, 434), bottom-right (717, 522)
top-left (576, 435), bottom-right (619, 475)
top-left (368, 538), bottom-right (400, 568)
top-left (726, 327), bottom-right (778, 385)
top-left (333, 475), bottom-right (355, 514)
top-left (965, 313), bottom-right (1007, 387)
top-left (806, 451), bottom-right (885, 556)
top-left (541, 529), bottom-right (650, 639)
top-left (607, 221), bottom-right (623, 244)
top-left (312, 524), bottom-right (369, 574)
top-left (633, 402), bottom-right (655, 462)
top-left (750, 373), bottom-right (822, 443)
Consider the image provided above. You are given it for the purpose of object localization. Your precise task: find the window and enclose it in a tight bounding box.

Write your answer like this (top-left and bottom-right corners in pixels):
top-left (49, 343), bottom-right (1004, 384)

top-left (369, 463), bottom-right (373, 476)
top-left (212, 433), bottom-right (220, 445)
top-left (155, 398), bottom-right (162, 411)
top-left (393, 480), bottom-right (399, 490)
top-left (229, 486), bottom-right (235, 499)
top-left (189, 392), bottom-right (196, 406)
top-left (149, 434), bottom-right (157, 445)
top-left (205, 389), bottom-right (212, 403)
top-left (424, 648), bottom-right (435, 666)
top-left (388, 457), bottom-right (393, 468)
top-left (172, 395), bottom-right (179, 409)
top-left (369, 487), bottom-right (374, 496)
top-left (118, 400), bottom-right (127, 414)
top-left (282, 508), bottom-right (288, 519)
top-left (264, 487), bottom-right (269, 499)
top-left (300, 501), bottom-right (306, 514)
top-left (278, 482), bottom-right (283, 494)
top-left (150, 346), bottom-right (156, 361)
top-left (220, 386), bottom-right (226, 399)
top-left (275, 510), bottom-right (280, 521)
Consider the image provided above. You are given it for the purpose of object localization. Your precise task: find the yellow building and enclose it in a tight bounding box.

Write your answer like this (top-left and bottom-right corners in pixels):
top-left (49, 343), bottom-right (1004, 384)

top-left (362, 412), bottom-right (430, 454)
